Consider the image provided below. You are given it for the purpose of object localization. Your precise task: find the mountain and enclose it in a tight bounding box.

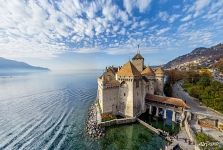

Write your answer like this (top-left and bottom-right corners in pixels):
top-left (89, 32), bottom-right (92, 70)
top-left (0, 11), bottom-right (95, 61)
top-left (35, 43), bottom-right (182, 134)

top-left (0, 57), bottom-right (49, 73)
top-left (165, 43), bottom-right (223, 69)
top-left (213, 58), bottom-right (223, 73)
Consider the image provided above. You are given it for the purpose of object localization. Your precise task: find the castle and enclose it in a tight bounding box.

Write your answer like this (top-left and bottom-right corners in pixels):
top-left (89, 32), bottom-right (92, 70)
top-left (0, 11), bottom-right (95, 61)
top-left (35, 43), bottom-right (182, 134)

top-left (97, 52), bottom-right (165, 117)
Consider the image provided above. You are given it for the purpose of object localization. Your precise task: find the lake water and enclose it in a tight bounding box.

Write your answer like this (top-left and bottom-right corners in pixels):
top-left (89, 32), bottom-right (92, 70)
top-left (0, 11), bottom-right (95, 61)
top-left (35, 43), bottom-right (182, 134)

top-left (0, 72), bottom-right (166, 150)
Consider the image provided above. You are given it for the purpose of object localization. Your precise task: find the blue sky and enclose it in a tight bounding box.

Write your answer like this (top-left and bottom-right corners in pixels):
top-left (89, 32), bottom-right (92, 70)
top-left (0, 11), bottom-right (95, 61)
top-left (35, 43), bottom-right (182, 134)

top-left (0, 0), bottom-right (223, 71)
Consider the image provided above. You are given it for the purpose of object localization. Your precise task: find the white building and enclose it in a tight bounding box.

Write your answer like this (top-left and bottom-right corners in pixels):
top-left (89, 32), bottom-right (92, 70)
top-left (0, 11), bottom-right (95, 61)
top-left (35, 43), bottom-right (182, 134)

top-left (97, 53), bottom-right (165, 117)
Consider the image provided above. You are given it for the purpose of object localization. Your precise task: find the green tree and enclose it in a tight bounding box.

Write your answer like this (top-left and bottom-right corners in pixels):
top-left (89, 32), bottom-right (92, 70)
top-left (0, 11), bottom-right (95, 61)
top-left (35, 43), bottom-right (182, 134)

top-left (198, 76), bottom-right (210, 89)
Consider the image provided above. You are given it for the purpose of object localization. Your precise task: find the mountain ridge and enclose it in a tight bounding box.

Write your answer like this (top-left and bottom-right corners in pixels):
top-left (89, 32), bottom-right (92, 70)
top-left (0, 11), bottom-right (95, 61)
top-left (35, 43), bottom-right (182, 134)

top-left (0, 57), bottom-right (49, 71)
top-left (164, 43), bottom-right (223, 69)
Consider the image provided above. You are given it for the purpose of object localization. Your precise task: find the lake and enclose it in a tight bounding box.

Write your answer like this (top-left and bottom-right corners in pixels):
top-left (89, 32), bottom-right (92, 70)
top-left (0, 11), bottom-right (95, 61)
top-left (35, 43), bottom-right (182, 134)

top-left (0, 71), bottom-right (166, 150)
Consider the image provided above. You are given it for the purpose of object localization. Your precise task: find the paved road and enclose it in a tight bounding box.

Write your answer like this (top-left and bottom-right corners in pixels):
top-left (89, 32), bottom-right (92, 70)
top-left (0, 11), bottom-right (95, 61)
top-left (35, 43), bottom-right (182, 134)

top-left (172, 81), bottom-right (223, 120)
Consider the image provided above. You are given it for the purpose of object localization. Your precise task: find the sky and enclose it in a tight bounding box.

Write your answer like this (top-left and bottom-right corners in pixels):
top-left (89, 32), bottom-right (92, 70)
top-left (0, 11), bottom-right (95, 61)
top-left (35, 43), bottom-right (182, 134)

top-left (0, 0), bottom-right (223, 71)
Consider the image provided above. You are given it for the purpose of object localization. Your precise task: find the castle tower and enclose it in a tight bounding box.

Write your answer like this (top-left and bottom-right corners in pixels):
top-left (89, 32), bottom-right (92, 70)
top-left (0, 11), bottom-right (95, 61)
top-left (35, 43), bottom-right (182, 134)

top-left (132, 52), bottom-right (144, 72)
top-left (155, 67), bottom-right (165, 95)
top-left (116, 61), bottom-right (144, 117)
top-left (141, 66), bottom-right (155, 95)
top-left (98, 69), bottom-right (120, 114)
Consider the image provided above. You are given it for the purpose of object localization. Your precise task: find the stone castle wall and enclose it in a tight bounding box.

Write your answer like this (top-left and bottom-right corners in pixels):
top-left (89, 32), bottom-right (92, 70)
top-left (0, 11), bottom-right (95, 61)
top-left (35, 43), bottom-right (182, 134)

top-left (98, 79), bottom-right (119, 114)
top-left (155, 75), bottom-right (164, 95)
top-left (118, 77), bottom-right (134, 117)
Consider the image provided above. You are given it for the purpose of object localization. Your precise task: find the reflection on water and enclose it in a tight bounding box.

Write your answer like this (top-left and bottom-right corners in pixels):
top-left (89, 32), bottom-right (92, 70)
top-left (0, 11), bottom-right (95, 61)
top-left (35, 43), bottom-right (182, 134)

top-left (100, 123), bottom-right (166, 150)
top-left (0, 72), bottom-right (166, 150)
top-left (139, 112), bottom-right (180, 136)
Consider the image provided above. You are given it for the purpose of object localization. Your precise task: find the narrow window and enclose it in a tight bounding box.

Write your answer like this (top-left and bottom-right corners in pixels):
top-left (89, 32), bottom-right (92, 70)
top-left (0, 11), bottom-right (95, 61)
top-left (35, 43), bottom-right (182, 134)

top-left (136, 80), bottom-right (139, 88)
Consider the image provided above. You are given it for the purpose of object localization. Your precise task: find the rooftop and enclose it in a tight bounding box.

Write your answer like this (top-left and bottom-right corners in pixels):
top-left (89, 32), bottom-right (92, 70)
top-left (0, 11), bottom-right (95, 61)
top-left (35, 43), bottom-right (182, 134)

top-left (155, 67), bottom-right (165, 75)
top-left (145, 94), bottom-right (189, 109)
top-left (132, 53), bottom-right (144, 60)
top-left (141, 66), bottom-right (155, 76)
top-left (117, 61), bottom-right (141, 77)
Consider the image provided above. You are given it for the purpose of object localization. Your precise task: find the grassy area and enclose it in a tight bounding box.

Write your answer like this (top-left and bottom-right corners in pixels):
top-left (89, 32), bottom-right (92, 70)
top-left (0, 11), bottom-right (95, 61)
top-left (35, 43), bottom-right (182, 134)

top-left (195, 132), bottom-right (222, 150)
top-left (101, 113), bottom-right (116, 122)
top-left (182, 76), bottom-right (223, 114)
top-left (196, 132), bottom-right (216, 143)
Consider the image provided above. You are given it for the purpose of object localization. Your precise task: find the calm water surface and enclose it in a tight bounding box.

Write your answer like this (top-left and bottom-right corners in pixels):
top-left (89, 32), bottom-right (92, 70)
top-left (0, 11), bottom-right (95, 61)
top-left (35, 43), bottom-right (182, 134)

top-left (0, 72), bottom-right (166, 150)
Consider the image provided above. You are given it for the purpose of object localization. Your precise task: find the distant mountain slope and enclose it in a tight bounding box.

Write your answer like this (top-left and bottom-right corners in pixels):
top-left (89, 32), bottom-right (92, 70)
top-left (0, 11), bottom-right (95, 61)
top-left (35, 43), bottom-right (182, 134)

top-left (165, 43), bottom-right (223, 69)
top-left (213, 58), bottom-right (223, 73)
top-left (0, 57), bottom-right (49, 71)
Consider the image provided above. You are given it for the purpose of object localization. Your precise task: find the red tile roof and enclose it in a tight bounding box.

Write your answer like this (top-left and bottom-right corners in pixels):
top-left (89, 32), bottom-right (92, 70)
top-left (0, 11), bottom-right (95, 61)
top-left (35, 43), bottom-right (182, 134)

top-left (145, 94), bottom-right (189, 109)
top-left (155, 67), bottom-right (165, 75)
top-left (141, 66), bottom-right (155, 76)
top-left (117, 61), bottom-right (141, 77)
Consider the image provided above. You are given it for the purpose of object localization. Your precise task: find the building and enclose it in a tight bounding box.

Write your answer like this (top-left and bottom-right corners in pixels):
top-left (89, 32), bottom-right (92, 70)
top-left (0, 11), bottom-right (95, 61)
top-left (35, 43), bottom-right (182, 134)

top-left (97, 52), bottom-right (188, 118)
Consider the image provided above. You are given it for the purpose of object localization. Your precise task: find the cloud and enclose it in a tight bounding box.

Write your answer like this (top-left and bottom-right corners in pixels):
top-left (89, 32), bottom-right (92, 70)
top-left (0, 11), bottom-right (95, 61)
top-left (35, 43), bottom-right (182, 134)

top-left (158, 11), bottom-right (180, 23)
top-left (137, 0), bottom-right (152, 13)
top-left (157, 27), bottom-right (170, 35)
top-left (187, 0), bottom-right (211, 17)
top-left (181, 15), bottom-right (192, 22)
top-left (158, 11), bottom-right (169, 21)
top-left (123, 0), bottom-right (151, 15)
top-left (0, 0), bottom-right (222, 60)
top-left (194, 0), bottom-right (211, 12)
top-left (169, 14), bottom-right (180, 23)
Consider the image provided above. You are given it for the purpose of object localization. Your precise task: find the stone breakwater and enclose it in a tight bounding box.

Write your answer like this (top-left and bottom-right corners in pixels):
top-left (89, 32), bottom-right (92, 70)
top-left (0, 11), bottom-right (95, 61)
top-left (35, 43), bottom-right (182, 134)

top-left (86, 104), bottom-right (105, 139)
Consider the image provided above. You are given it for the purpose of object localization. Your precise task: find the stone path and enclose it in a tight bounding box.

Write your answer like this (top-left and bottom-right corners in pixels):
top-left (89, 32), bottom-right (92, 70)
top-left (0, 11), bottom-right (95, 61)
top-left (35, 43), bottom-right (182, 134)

top-left (167, 127), bottom-right (195, 150)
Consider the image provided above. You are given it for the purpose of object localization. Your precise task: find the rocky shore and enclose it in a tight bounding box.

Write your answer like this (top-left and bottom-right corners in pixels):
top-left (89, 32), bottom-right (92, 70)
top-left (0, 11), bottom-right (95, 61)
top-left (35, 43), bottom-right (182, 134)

top-left (85, 104), bottom-right (105, 139)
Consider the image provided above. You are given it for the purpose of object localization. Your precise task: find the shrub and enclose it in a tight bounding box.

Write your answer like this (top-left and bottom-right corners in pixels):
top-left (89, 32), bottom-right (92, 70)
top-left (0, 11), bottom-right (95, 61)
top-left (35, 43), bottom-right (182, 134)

top-left (182, 74), bottom-right (223, 114)
top-left (101, 113), bottom-right (116, 122)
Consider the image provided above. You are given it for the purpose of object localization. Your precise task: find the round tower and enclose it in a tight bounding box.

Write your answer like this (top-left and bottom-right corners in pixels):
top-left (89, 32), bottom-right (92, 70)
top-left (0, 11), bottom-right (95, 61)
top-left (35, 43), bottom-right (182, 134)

top-left (132, 52), bottom-right (144, 72)
top-left (155, 67), bottom-right (165, 95)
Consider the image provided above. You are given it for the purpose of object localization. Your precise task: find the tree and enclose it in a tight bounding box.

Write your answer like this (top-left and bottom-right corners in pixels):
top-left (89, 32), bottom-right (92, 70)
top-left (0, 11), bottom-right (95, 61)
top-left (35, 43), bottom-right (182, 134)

top-left (186, 71), bottom-right (200, 83)
top-left (198, 76), bottom-right (210, 89)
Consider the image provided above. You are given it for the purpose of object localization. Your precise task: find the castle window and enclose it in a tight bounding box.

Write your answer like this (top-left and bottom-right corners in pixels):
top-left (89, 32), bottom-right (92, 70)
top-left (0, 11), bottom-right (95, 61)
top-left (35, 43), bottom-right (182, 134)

top-left (124, 93), bottom-right (126, 96)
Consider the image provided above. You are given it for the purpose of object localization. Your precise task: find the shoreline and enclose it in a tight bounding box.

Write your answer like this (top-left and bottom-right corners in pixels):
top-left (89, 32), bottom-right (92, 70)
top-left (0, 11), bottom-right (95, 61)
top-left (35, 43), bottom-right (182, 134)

top-left (86, 102), bottom-right (174, 140)
top-left (85, 104), bottom-right (105, 139)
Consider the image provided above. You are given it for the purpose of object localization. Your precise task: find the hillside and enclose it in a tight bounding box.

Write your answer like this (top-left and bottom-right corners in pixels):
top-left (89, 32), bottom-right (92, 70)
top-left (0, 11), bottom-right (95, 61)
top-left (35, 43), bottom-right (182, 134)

top-left (0, 57), bottom-right (49, 73)
top-left (213, 58), bottom-right (223, 73)
top-left (165, 43), bottom-right (223, 70)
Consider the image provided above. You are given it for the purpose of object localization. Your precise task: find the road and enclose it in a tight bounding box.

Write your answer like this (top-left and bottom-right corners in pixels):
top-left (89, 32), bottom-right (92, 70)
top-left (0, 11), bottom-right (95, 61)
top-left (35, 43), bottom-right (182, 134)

top-left (172, 81), bottom-right (223, 145)
top-left (172, 81), bottom-right (223, 120)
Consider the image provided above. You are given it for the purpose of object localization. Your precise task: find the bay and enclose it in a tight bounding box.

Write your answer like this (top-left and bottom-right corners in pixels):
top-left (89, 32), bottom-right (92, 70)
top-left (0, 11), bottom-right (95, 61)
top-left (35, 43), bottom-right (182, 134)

top-left (0, 71), bottom-right (166, 150)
